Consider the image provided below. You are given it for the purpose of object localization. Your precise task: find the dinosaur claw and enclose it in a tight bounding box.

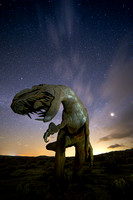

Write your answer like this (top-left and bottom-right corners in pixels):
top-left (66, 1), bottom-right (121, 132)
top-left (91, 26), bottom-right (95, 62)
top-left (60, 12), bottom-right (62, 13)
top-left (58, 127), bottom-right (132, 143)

top-left (45, 139), bottom-right (49, 143)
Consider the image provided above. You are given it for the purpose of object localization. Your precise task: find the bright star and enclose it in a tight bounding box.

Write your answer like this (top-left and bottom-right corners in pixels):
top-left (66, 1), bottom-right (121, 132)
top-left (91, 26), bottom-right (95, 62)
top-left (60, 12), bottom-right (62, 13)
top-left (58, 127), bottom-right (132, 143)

top-left (110, 112), bottom-right (115, 117)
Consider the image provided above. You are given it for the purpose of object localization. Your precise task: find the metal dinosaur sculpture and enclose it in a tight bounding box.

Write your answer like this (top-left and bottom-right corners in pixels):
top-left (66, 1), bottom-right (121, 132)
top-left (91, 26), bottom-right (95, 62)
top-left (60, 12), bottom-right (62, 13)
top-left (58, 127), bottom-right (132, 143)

top-left (11, 84), bottom-right (93, 179)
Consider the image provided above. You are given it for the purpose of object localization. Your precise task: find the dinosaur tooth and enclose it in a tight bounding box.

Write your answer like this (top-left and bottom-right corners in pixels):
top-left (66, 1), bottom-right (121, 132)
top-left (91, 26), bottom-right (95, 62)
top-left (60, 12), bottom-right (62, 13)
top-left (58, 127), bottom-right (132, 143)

top-left (35, 118), bottom-right (44, 121)
top-left (27, 113), bottom-right (32, 119)
top-left (38, 114), bottom-right (45, 117)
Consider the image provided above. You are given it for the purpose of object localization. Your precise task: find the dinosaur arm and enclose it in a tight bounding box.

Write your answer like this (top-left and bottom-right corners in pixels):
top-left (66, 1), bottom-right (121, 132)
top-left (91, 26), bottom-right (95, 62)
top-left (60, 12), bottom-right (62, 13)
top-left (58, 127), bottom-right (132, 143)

top-left (56, 118), bottom-right (70, 130)
top-left (43, 118), bottom-right (70, 143)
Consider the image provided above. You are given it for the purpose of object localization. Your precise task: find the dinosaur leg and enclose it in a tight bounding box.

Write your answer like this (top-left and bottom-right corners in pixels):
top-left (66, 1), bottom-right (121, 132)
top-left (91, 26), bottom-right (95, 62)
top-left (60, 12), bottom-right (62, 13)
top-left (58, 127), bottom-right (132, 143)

top-left (85, 117), bottom-right (93, 167)
top-left (84, 132), bottom-right (93, 167)
top-left (55, 129), bottom-right (66, 180)
top-left (88, 141), bottom-right (93, 167)
top-left (73, 141), bottom-right (86, 176)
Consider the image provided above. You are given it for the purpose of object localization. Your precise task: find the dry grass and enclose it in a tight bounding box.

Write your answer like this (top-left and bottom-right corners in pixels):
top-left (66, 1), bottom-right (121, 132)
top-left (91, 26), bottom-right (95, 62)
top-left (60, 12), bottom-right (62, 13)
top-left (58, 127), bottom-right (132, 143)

top-left (0, 149), bottom-right (133, 200)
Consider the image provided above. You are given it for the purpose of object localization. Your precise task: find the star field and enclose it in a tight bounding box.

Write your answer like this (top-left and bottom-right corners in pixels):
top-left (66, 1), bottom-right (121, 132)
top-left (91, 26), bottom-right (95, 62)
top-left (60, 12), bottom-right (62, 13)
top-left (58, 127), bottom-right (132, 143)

top-left (0, 0), bottom-right (133, 156)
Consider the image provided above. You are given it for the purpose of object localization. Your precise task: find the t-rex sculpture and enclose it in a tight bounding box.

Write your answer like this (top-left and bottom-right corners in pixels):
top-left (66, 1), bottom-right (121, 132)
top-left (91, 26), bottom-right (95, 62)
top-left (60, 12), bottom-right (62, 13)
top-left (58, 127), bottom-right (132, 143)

top-left (11, 84), bottom-right (93, 179)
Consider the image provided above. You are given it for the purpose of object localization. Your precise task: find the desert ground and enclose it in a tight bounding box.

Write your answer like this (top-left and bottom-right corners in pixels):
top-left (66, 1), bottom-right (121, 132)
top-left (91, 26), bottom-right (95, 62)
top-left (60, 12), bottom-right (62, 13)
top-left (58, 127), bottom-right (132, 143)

top-left (0, 149), bottom-right (133, 200)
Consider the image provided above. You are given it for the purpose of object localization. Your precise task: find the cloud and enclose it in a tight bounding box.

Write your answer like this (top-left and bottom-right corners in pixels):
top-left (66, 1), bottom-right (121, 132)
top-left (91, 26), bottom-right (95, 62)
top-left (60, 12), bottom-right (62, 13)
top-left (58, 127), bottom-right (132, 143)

top-left (91, 34), bottom-right (133, 145)
top-left (107, 144), bottom-right (125, 149)
top-left (99, 129), bottom-right (133, 142)
top-left (60, 0), bottom-right (74, 39)
top-left (53, 56), bottom-right (73, 80)
top-left (46, 1), bottom-right (75, 52)
top-left (53, 55), bottom-right (94, 108)
top-left (35, 0), bottom-right (94, 108)
top-left (70, 53), bottom-right (93, 106)
top-left (35, 0), bottom-right (75, 54)
top-left (101, 36), bottom-right (133, 106)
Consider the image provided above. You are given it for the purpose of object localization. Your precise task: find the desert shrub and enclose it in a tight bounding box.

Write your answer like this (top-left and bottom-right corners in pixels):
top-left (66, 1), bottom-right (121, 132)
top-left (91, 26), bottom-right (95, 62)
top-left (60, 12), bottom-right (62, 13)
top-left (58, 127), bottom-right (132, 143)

top-left (16, 182), bottom-right (45, 200)
top-left (103, 155), bottom-right (123, 173)
top-left (38, 171), bottom-right (49, 181)
top-left (16, 182), bottom-right (31, 195)
top-left (113, 178), bottom-right (126, 191)
top-left (110, 178), bottom-right (126, 200)
top-left (37, 158), bottom-right (47, 165)
top-left (111, 176), bottom-right (133, 200)
top-left (125, 174), bottom-right (133, 196)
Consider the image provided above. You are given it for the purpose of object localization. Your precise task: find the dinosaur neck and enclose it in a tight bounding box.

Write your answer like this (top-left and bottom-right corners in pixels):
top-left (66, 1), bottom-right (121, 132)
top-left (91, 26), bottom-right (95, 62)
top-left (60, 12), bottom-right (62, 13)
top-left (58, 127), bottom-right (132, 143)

top-left (61, 98), bottom-right (75, 112)
top-left (58, 85), bottom-right (76, 111)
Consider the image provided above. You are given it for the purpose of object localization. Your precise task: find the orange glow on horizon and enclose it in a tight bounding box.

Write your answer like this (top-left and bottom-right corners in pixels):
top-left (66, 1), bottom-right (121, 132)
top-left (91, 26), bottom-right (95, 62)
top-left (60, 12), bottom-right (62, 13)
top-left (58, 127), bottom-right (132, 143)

top-left (0, 146), bottom-right (129, 157)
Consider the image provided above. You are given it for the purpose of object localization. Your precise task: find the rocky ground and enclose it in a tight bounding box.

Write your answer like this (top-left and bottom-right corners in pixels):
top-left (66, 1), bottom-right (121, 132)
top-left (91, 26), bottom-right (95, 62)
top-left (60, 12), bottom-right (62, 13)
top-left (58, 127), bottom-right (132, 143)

top-left (0, 149), bottom-right (133, 200)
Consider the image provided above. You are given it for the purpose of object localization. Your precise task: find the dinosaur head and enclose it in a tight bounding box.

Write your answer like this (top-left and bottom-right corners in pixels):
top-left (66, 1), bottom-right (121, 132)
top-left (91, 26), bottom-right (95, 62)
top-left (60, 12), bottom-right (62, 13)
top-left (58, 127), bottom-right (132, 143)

top-left (11, 85), bottom-right (54, 121)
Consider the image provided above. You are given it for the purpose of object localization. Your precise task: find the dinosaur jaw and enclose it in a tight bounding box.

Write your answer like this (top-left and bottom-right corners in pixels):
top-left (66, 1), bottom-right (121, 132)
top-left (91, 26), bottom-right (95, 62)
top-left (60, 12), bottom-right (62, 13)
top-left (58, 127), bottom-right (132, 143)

top-left (11, 99), bottom-right (49, 121)
top-left (11, 89), bottom-right (54, 122)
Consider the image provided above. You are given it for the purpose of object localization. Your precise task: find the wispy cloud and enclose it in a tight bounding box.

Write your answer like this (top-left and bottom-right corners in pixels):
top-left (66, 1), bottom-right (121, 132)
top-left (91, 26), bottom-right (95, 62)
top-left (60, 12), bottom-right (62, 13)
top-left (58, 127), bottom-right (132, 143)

top-left (53, 53), bottom-right (93, 107)
top-left (100, 129), bottom-right (133, 142)
top-left (43, 0), bottom-right (75, 53)
top-left (72, 65), bottom-right (93, 107)
top-left (101, 36), bottom-right (133, 106)
top-left (107, 144), bottom-right (125, 149)
top-left (91, 34), bottom-right (133, 147)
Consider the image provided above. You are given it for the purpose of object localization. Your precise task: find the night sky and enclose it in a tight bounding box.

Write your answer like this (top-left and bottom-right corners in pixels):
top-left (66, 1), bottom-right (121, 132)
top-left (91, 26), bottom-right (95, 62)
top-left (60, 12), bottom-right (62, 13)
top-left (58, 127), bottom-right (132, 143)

top-left (0, 0), bottom-right (133, 156)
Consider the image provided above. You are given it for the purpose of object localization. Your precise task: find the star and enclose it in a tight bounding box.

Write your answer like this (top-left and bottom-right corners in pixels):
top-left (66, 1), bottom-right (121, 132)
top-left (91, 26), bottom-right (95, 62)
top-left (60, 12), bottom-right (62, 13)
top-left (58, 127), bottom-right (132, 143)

top-left (110, 112), bottom-right (115, 117)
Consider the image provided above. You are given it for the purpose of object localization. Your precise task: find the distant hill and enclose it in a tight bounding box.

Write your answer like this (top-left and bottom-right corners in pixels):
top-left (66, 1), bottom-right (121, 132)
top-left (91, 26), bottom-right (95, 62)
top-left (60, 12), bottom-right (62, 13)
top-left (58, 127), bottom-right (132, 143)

top-left (0, 149), bottom-right (133, 200)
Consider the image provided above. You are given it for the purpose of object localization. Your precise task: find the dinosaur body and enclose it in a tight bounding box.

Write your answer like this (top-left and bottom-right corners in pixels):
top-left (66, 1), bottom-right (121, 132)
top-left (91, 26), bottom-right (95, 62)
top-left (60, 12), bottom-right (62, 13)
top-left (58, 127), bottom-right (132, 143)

top-left (11, 84), bottom-right (93, 179)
